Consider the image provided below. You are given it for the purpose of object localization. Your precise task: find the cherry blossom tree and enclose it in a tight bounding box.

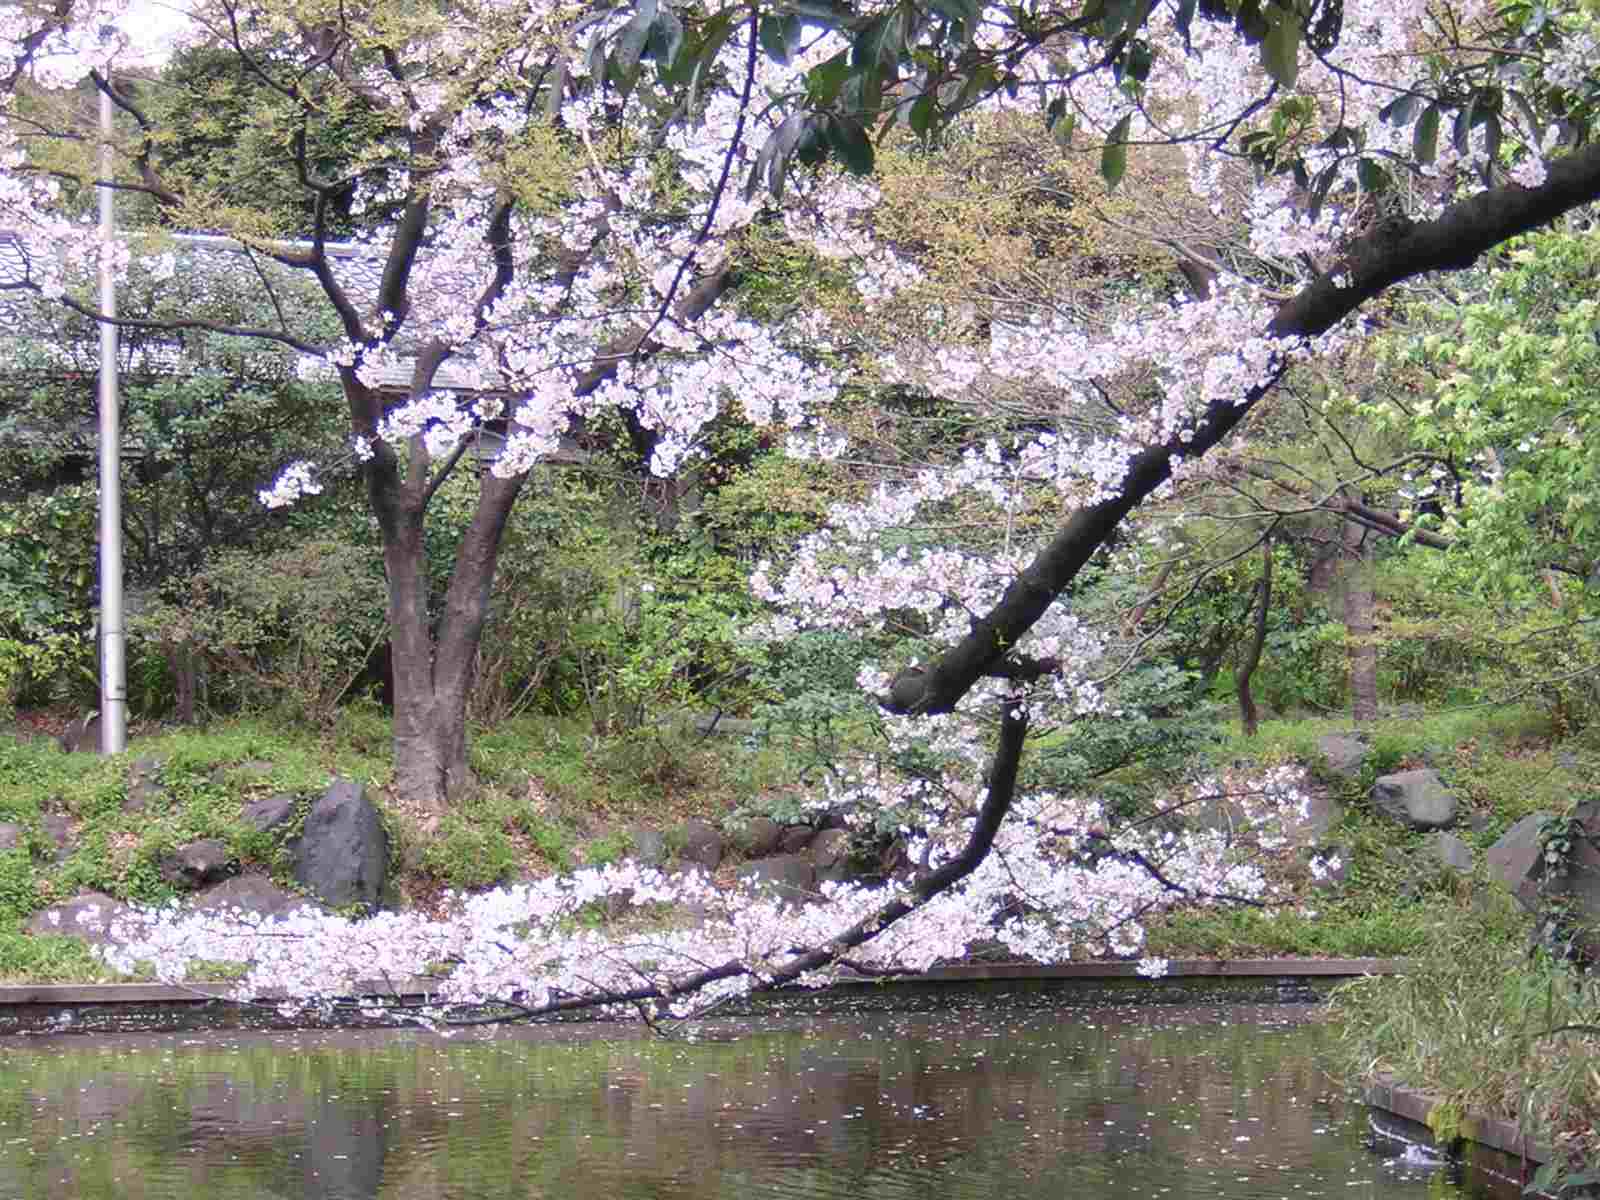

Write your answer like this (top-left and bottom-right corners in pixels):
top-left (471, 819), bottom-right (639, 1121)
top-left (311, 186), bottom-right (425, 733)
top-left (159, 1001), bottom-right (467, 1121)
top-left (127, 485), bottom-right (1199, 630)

top-left (5, 0), bottom-right (1600, 1018)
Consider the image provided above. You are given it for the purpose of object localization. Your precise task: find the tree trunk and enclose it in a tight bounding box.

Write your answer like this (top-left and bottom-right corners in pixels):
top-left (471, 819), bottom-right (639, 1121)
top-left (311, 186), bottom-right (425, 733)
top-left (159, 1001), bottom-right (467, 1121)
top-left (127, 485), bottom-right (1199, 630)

top-left (366, 419), bottom-right (526, 810)
top-left (166, 640), bottom-right (197, 724)
top-left (1236, 539), bottom-right (1273, 736)
top-left (1343, 512), bottom-right (1378, 723)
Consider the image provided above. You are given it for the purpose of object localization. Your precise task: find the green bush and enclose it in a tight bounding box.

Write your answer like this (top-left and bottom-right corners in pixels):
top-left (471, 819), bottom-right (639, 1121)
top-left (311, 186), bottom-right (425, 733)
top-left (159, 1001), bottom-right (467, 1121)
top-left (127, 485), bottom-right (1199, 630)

top-left (133, 539), bottom-right (387, 723)
top-left (422, 815), bottom-right (520, 890)
top-left (0, 850), bottom-right (40, 923)
top-left (0, 491), bottom-right (97, 710)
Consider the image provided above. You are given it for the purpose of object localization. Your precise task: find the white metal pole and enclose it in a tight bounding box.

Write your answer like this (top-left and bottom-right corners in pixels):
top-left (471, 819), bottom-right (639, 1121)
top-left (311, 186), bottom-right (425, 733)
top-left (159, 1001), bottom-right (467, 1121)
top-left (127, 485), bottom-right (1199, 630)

top-left (98, 80), bottom-right (126, 754)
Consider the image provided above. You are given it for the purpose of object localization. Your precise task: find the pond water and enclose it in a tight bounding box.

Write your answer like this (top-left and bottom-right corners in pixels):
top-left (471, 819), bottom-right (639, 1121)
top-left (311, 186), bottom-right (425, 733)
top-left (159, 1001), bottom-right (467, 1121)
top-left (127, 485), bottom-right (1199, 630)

top-left (0, 1003), bottom-right (1507, 1200)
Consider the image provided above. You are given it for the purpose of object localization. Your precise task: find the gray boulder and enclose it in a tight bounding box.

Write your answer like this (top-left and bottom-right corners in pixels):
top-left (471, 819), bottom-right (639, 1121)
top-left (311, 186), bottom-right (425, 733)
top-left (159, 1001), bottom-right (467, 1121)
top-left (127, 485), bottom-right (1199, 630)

top-left (810, 828), bottom-right (853, 883)
top-left (1485, 811), bottom-right (1552, 909)
top-left (288, 779), bottom-right (389, 911)
top-left (1557, 801), bottom-right (1600, 960)
top-left (1425, 831), bottom-right (1474, 874)
top-left (159, 838), bottom-right (237, 889)
top-left (123, 757), bottom-right (164, 813)
top-left (1371, 769), bottom-right (1457, 829)
top-left (57, 712), bottom-right (101, 754)
top-left (1317, 732), bottom-right (1369, 780)
top-left (736, 854), bottom-right (816, 904)
top-left (189, 872), bottom-right (313, 920)
top-left (730, 816), bottom-right (782, 858)
top-left (40, 812), bottom-right (75, 863)
top-left (0, 822), bottom-right (22, 852)
top-left (242, 793), bottom-right (299, 836)
top-left (1488, 804), bottom-right (1600, 962)
top-left (25, 891), bottom-right (133, 945)
top-left (1287, 788), bottom-right (1342, 843)
top-left (678, 819), bottom-right (723, 871)
top-left (778, 825), bottom-right (815, 855)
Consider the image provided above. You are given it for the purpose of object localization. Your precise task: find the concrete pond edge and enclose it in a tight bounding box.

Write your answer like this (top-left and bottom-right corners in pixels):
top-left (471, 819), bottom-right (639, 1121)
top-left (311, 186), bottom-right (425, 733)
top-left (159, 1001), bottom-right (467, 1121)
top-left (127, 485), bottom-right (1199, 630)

top-left (0, 957), bottom-right (1406, 1035)
top-left (1364, 1072), bottom-right (1556, 1197)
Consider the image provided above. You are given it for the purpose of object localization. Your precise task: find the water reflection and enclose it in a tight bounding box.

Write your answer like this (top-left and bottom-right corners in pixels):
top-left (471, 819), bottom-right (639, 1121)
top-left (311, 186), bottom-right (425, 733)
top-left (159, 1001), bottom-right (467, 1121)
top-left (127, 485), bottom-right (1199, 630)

top-left (0, 1003), bottom-right (1497, 1200)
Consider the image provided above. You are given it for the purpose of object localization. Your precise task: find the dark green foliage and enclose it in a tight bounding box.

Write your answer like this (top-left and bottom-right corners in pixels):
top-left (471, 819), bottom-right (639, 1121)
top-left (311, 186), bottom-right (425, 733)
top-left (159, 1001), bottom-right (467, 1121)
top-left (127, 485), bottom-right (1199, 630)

top-left (1030, 665), bottom-right (1225, 818)
top-left (132, 539), bottom-right (388, 722)
top-left (142, 45), bottom-right (406, 239)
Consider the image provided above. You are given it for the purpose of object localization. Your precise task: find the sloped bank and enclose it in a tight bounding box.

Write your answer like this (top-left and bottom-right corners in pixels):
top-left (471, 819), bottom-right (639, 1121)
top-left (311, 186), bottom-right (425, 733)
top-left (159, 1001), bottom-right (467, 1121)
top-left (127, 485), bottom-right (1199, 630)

top-left (0, 958), bottom-right (1404, 1035)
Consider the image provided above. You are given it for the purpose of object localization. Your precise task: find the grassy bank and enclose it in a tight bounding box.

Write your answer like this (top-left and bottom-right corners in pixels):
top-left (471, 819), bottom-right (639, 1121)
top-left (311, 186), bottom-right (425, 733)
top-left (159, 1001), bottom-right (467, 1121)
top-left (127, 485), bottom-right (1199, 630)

top-left (1326, 893), bottom-right (1600, 1192)
top-left (0, 700), bottom-right (1588, 982)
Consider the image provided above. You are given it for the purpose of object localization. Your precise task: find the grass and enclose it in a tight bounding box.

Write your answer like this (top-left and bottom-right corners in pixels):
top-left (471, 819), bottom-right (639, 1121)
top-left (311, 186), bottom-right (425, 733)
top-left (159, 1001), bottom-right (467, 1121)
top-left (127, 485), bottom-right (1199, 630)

top-left (0, 931), bottom-right (115, 984)
top-left (1326, 892), bottom-right (1600, 1189)
top-left (1219, 703), bottom-right (1560, 774)
top-left (1145, 897), bottom-right (1444, 958)
top-left (0, 713), bottom-right (400, 981)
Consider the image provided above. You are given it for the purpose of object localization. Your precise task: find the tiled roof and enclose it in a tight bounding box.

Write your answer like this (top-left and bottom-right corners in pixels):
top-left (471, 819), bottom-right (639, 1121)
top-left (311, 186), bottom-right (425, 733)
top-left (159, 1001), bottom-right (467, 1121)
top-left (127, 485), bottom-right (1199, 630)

top-left (0, 229), bottom-right (484, 391)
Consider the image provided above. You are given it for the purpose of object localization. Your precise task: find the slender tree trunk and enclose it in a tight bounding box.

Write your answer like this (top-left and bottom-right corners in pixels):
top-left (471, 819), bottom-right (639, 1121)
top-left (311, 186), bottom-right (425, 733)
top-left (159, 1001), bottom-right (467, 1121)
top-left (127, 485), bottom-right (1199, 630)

top-left (166, 640), bottom-right (196, 724)
top-left (1124, 557), bottom-right (1177, 636)
top-left (1343, 509), bottom-right (1378, 723)
top-left (1236, 539), bottom-right (1273, 736)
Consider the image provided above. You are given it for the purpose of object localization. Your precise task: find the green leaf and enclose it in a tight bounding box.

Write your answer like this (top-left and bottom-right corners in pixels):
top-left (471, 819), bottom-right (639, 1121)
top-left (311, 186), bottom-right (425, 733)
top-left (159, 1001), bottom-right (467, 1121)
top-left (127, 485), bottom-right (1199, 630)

top-left (1260, 10), bottom-right (1301, 89)
top-left (1234, 0), bottom-right (1270, 42)
top-left (780, 0), bottom-right (856, 28)
top-left (1482, 110), bottom-right (1502, 166)
top-left (926, 0), bottom-right (981, 25)
top-left (759, 14), bottom-right (803, 64)
top-left (746, 112), bottom-right (809, 201)
top-left (1319, 124), bottom-right (1356, 151)
top-left (1122, 39), bottom-right (1153, 83)
top-left (1413, 102), bottom-right (1440, 163)
top-left (1050, 109), bottom-right (1077, 151)
top-left (1307, 160), bottom-right (1338, 222)
top-left (585, 31), bottom-right (609, 91)
top-left (907, 92), bottom-right (936, 137)
top-left (1379, 93), bottom-right (1421, 126)
top-left (1356, 156), bottom-right (1390, 193)
top-left (851, 11), bottom-right (892, 69)
top-left (795, 118), bottom-right (829, 167)
top-left (1101, 0), bottom-right (1154, 37)
top-left (677, 9), bottom-right (738, 100)
top-left (1452, 91), bottom-right (1479, 155)
top-left (541, 59), bottom-right (569, 120)
top-left (827, 114), bottom-right (874, 174)
top-left (609, 0), bottom-right (658, 93)
top-left (644, 6), bottom-right (685, 69)
top-left (1101, 113), bottom-right (1131, 189)
top-left (806, 48), bottom-right (852, 106)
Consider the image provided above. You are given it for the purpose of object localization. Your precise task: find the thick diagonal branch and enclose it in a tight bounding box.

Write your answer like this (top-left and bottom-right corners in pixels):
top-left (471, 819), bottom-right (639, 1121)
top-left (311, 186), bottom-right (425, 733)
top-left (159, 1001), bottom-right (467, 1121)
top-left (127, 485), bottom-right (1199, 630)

top-left (884, 145), bottom-right (1600, 716)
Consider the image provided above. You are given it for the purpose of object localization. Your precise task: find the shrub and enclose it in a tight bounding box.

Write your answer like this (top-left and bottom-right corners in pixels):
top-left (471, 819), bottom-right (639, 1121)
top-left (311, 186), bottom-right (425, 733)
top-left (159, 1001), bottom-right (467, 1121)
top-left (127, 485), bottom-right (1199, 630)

top-left (133, 539), bottom-right (387, 723)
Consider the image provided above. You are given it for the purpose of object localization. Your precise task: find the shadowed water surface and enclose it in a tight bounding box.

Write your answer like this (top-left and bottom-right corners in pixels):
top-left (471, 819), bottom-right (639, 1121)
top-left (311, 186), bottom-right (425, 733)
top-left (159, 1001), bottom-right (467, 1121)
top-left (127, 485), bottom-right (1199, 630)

top-left (0, 1003), bottom-right (1497, 1199)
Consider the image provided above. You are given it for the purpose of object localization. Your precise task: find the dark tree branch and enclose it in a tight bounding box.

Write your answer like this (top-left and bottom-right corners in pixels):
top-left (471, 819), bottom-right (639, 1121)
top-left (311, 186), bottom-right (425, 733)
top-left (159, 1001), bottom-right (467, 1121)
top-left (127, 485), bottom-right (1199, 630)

top-left (11, 286), bottom-right (326, 355)
top-left (88, 70), bottom-right (183, 209)
top-left (885, 148), bottom-right (1600, 716)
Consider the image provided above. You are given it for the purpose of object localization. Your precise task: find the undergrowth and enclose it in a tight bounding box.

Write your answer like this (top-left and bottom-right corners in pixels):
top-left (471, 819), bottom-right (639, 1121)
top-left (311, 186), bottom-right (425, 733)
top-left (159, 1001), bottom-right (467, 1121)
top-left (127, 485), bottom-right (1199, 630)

top-left (1326, 893), bottom-right (1600, 1191)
